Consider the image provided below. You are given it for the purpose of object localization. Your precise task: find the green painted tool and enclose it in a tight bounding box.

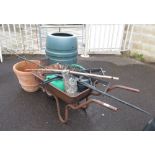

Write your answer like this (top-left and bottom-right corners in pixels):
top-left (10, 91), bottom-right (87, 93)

top-left (45, 74), bottom-right (65, 91)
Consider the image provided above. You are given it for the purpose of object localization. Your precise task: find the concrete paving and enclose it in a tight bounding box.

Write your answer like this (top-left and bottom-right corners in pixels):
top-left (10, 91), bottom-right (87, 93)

top-left (0, 55), bottom-right (155, 130)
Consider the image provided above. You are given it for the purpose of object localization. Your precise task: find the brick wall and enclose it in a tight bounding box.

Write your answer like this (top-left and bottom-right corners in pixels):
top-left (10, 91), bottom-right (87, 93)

top-left (130, 24), bottom-right (155, 62)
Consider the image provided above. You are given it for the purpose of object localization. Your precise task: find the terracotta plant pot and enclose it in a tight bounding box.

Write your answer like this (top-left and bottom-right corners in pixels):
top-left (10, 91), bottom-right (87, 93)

top-left (13, 60), bottom-right (40, 92)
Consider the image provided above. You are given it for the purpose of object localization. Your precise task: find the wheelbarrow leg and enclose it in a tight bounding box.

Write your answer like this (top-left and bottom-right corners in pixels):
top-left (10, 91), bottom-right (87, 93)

top-left (53, 95), bottom-right (69, 123)
top-left (54, 96), bottom-right (118, 123)
top-left (65, 99), bottom-right (118, 122)
top-left (81, 97), bottom-right (89, 110)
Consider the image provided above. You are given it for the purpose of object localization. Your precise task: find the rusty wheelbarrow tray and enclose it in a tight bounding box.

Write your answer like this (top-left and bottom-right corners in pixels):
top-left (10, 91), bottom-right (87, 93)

top-left (32, 64), bottom-right (118, 123)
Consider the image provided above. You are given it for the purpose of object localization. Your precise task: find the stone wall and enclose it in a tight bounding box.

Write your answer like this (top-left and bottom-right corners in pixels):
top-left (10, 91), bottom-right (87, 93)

top-left (130, 24), bottom-right (155, 62)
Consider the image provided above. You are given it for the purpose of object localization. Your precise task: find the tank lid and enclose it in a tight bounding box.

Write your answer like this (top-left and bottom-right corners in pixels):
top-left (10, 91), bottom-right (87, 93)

top-left (51, 33), bottom-right (73, 37)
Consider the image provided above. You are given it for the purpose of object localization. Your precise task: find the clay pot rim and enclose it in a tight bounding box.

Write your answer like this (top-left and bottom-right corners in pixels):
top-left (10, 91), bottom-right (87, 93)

top-left (13, 60), bottom-right (40, 75)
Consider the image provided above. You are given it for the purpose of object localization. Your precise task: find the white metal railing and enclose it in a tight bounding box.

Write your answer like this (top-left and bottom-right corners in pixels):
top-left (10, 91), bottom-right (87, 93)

top-left (82, 24), bottom-right (133, 56)
top-left (0, 24), bottom-right (133, 62)
top-left (0, 24), bottom-right (40, 54)
top-left (123, 24), bottom-right (134, 51)
top-left (0, 44), bottom-right (2, 62)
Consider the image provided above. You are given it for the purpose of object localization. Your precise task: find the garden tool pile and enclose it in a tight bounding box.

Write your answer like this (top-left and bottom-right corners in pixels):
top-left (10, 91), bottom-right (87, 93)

top-left (11, 53), bottom-right (155, 130)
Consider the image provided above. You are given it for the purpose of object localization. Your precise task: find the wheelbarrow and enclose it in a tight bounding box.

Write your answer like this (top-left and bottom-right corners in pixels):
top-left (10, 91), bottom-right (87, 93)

top-left (32, 63), bottom-right (145, 123)
top-left (10, 52), bottom-right (155, 129)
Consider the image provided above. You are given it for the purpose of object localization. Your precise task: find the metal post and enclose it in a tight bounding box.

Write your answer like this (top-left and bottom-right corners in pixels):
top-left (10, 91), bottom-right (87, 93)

top-left (98, 24), bottom-right (103, 52)
top-left (2, 24), bottom-right (7, 49)
top-left (24, 24), bottom-right (28, 51)
top-left (38, 25), bottom-right (43, 51)
top-left (13, 24), bottom-right (19, 51)
top-left (35, 24), bottom-right (40, 51)
top-left (102, 24), bottom-right (107, 52)
top-left (81, 24), bottom-right (85, 50)
top-left (110, 24), bottom-right (115, 52)
top-left (127, 24), bottom-right (134, 50)
top-left (107, 24), bottom-right (112, 51)
top-left (30, 24), bottom-right (34, 51)
top-left (0, 24), bottom-right (3, 61)
top-left (81, 24), bottom-right (90, 58)
top-left (0, 43), bottom-right (3, 63)
top-left (93, 24), bottom-right (97, 49)
top-left (19, 24), bottom-right (24, 51)
top-left (123, 24), bottom-right (130, 50)
top-left (119, 24), bottom-right (126, 51)
top-left (7, 24), bottom-right (12, 52)
top-left (114, 24), bottom-right (120, 49)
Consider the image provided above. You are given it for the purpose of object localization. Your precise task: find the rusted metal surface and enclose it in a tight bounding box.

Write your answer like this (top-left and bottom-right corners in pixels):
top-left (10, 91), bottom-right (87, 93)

top-left (107, 85), bottom-right (140, 93)
top-left (54, 96), bottom-right (117, 123)
top-left (32, 64), bottom-right (118, 123)
top-left (33, 69), bottom-right (92, 104)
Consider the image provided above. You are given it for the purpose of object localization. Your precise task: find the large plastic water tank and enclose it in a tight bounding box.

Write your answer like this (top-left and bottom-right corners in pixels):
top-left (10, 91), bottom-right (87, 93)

top-left (45, 33), bottom-right (78, 64)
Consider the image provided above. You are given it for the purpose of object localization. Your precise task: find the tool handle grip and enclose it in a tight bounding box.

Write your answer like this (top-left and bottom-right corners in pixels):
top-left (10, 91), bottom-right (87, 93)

top-left (107, 85), bottom-right (140, 93)
top-left (92, 99), bottom-right (118, 111)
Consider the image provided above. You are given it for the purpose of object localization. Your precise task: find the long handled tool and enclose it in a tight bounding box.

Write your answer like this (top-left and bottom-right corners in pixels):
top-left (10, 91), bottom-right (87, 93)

top-left (78, 80), bottom-right (155, 131)
top-left (78, 80), bottom-right (151, 116)
top-left (6, 50), bottom-right (46, 69)
top-left (8, 50), bottom-right (119, 81)
top-left (26, 68), bottom-right (119, 80)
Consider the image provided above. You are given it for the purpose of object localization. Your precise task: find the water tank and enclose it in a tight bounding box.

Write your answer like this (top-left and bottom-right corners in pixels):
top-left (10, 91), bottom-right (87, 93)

top-left (45, 33), bottom-right (78, 64)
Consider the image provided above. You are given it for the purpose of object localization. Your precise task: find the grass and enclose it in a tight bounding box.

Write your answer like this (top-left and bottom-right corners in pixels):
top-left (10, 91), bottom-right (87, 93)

top-left (121, 50), bottom-right (145, 62)
top-left (130, 52), bottom-right (145, 62)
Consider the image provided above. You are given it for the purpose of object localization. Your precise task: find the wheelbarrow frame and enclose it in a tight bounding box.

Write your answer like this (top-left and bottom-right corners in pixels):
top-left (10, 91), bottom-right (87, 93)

top-left (32, 68), bottom-right (118, 123)
top-left (32, 63), bottom-right (144, 123)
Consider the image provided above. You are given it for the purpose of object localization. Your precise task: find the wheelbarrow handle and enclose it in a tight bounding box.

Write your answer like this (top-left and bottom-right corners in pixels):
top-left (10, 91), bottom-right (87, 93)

top-left (91, 99), bottom-right (118, 111)
top-left (107, 85), bottom-right (140, 93)
top-left (79, 80), bottom-right (151, 116)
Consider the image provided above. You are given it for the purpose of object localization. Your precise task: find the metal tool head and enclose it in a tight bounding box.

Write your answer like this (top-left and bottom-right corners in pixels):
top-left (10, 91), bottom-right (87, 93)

top-left (143, 118), bottom-right (155, 131)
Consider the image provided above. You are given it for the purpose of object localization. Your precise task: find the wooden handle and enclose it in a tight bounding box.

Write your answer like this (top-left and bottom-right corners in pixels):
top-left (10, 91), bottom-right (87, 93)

top-left (92, 99), bottom-right (118, 111)
top-left (26, 68), bottom-right (119, 80)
